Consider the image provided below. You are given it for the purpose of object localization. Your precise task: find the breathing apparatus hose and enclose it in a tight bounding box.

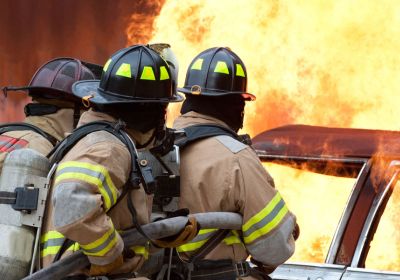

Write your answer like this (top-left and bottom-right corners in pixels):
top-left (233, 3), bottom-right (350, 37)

top-left (23, 212), bottom-right (243, 280)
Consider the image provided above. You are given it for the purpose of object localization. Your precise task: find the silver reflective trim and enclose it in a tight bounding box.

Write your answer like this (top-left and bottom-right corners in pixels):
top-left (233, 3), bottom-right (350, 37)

top-left (243, 198), bottom-right (285, 238)
top-left (271, 262), bottom-right (346, 280)
top-left (343, 267), bottom-right (400, 279)
top-left (41, 237), bottom-right (65, 250)
top-left (56, 166), bottom-right (114, 205)
top-left (82, 230), bottom-right (116, 254)
top-left (0, 139), bottom-right (25, 150)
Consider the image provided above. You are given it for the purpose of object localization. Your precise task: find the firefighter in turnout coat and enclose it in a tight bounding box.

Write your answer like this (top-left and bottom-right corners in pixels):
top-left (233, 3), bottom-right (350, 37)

top-left (40, 45), bottom-right (185, 278)
top-left (171, 47), bottom-right (298, 280)
top-left (0, 58), bottom-right (97, 172)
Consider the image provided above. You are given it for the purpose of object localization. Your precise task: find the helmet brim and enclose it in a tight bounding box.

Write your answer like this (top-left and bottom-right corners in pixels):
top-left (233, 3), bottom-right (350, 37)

top-left (73, 80), bottom-right (184, 105)
top-left (3, 85), bottom-right (78, 102)
top-left (177, 87), bottom-right (256, 101)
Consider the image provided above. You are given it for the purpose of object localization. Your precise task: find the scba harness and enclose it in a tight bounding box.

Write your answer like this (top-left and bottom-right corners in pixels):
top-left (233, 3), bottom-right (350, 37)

top-left (0, 122), bottom-right (58, 153)
top-left (153, 125), bottom-right (258, 280)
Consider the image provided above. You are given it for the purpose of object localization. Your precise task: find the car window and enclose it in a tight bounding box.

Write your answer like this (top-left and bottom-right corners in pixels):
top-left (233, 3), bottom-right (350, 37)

top-left (263, 162), bottom-right (357, 263)
top-left (364, 179), bottom-right (400, 271)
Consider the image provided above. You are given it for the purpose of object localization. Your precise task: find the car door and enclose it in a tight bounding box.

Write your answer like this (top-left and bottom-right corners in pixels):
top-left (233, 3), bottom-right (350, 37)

top-left (341, 160), bottom-right (400, 280)
top-left (259, 155), bottom-right (369, 280)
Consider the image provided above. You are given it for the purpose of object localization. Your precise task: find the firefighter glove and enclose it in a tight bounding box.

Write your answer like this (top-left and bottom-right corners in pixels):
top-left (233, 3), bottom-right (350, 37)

top-left (250, 257), bottom-right (277, 275)
top-left (153, 216), bottom-right (199, 248)
top-left (89, 254), bottom-right (124, 276)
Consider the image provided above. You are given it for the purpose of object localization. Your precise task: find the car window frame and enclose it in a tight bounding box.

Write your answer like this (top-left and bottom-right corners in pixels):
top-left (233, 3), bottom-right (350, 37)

top-left (351, 159), bottom-right (400, 270)
top-left (258, 153), bottom-right (369, 265)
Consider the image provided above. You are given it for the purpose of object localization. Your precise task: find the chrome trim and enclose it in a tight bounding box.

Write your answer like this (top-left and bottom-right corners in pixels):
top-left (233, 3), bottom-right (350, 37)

top-left (351, 161), bottom-right (400, 267)
top-left (345, 267), bottom-right (400, 275)
top-left (325, 160), bottom-right (371, 263)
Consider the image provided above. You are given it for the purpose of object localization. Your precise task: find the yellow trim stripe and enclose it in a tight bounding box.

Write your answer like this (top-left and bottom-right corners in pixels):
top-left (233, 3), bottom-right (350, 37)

top-left (243, 192), bottom-right (282, 232)
top-left (80, 226), bottom-right (114, 250)
top-left (236, 64), bottom-right (245, 77)
top-left (214, 61), bottom-right (229, 74)
top-left (116, 63), bottom-right (132, 78)
top-left (40, 231), bottom-right (80, 258)
top-left (177, 230), bottom-right (243, 253)
top-left (41, 230), bottom-right (64, 243)
top-left (160, 66), bottom-right (170, 80)
top-left (131, 246), bottom-right (149, 259)
top-left (243, 205), bottom-right (289, 244)
top-left (80, 225), bottom-right (118, 257)
top-left (177, 239), bottom-right (208, 252)
top-left (140, 66), bottom-right (156, 80)
top-left (55, 161), bottom-right (119, 210)
top-left (191, 58), bottom-right (203, 70)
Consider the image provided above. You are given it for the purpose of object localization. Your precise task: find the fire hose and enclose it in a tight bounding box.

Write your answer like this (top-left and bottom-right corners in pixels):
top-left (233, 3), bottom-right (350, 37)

top-left (23, 212), bottom-right (243, 280)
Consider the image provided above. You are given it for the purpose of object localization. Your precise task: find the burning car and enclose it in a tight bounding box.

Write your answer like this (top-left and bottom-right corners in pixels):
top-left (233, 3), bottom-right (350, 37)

top-left (253, 124), bottom-right (400, 280)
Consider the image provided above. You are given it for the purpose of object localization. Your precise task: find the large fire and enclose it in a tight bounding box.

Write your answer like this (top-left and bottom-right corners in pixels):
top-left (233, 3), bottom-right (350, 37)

top-left (125, 0), bottom-right (400, 270)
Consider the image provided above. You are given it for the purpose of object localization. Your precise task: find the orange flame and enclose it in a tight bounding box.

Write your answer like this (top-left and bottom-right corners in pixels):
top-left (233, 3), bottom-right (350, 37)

top-left (126, 0), bottom-right (400, 268)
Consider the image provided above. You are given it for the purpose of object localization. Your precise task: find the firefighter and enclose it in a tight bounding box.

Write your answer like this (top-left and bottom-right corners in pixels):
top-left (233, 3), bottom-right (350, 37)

top-left (169, 47), bottom-right (298, 280)
top-left (40, 45), bottom-right (186, 278)
top-left (0, 58), bottom-right (97, 171)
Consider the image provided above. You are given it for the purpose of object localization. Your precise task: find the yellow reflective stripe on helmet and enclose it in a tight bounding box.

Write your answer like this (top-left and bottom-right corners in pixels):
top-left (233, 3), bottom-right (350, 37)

top-left (236, 64), bottom-right (245, 77)
top-left (131, 246), bottom-right (149, 259)
top-left (140, 66), bottom-right (156, 80)
top-left (55, 161), bottom-right (119, 210)
top-left (80, 225), bottom-right (118, 257)
top-left (214, 61), bottom-right (229, 74)
top-left (116, 63), bottom-right (132, 78)
top-left (191, 58), bottom-right (203, 70)
top-left (103, 59), bottom-right (112, 72)
top-left (242, 192), bottom-right (289, 244)
top-left (159, 66), bottom-right (170, 80)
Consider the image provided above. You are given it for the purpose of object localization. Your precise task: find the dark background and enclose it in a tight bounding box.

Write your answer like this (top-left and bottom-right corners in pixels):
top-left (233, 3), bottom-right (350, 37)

top-left (0, 0), bottom-right (164, 121)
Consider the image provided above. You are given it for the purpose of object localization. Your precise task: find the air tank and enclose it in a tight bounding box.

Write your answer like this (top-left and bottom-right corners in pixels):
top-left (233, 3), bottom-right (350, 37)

top-left (0, 148), bottom-right (50, 279)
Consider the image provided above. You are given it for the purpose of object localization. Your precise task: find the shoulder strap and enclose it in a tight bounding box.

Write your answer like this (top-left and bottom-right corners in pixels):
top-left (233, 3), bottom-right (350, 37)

top-left (175, 124), bottom-right (252, 148)
top-left (47, 120), bottom-right (156, 193)
top-left (0, 122), bottom-right (58, 146)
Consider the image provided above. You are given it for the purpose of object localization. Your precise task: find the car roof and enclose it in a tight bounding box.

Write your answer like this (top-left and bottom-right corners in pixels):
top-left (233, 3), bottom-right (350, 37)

top-left (252, 124), bottom-right (400, 159)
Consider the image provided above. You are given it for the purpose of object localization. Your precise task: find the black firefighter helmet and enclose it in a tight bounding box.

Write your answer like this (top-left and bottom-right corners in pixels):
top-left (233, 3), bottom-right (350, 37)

top-left (178, 47), bottom-right (255, 101)
top-left (73, 44), bottom-right (183, 107)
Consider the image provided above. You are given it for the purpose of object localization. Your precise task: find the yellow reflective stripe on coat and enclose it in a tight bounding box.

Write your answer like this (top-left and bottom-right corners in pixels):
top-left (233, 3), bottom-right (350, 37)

top-left (80, 225), bottom-right (118, 257)
top-left (177, 229), bottom-right (243, 253)
top-left (55, 161), bottom-right (119, 210)
top-left (40, 231), bottom-right (80, 258)
top-left (131, 246), bottom-right (149, 259)
top-left (242, 192), bottom-right (289, 244)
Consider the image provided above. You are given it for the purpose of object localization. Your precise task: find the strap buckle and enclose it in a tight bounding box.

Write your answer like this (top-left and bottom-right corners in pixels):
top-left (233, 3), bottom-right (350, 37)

top-left (12, 185), bottom-right (39, 212)
top-left (235, 261), bottom-right (251, 277)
